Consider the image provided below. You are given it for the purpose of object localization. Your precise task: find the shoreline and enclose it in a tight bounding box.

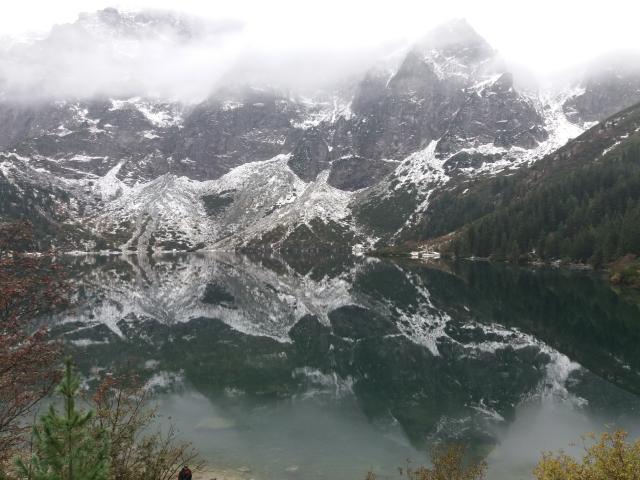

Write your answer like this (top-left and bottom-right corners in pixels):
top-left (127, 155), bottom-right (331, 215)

top-left (194, 466), bottom-right (254, 480)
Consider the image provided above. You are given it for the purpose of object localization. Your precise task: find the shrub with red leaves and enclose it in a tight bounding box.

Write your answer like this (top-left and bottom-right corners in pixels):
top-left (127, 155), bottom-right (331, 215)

top-left (0, 221), bottom-right (66, 462)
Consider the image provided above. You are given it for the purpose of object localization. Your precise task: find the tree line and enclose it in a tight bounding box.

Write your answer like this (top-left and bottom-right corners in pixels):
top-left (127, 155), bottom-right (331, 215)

top-left (450, 140), bottom-right (640, 265)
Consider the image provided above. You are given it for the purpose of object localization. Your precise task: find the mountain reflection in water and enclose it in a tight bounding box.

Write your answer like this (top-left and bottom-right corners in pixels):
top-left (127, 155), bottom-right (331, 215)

top-left (51, 253), bottom-right (640, 479)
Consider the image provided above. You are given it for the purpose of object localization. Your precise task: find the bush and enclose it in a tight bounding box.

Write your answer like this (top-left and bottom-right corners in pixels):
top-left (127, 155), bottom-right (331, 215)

top-left (15, 360), bottom-right (110, 480)
top-left (0, 221), bottom-right (65, 467)
top-left (2, 365), bottom-right (202, 480)
top-left (91, 372), bottom-right (202, 480)
top-left (533, 430), bottom-right (640, 480)
top-left (367, 444), bottom-right (486, 480)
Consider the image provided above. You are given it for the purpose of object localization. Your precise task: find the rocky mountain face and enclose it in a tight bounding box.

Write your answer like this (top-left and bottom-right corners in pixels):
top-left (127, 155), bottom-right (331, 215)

top-left (414, 101), bottom-right (640, 266)
top-left (563, 52), bottom-right (640, 124)
top-left (1, 10), bottom-right (638, 252)
top-left (345, 21), bottom-right (545, 161)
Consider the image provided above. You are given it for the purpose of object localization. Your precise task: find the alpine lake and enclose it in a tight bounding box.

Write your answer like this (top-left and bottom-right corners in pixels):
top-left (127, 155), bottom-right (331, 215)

top-left (48, 252), bottom-right (640, 480)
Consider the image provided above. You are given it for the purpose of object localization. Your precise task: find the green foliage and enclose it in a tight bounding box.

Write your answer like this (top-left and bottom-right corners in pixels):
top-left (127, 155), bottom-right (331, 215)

top-left (409, 103), bottom-right (640, 268)
top-left (16, 360), bottom-right (110, 480)
top-left (91, 374), bottom-right (202, 480)
top-left (446, 134), bottom-right (640, 265)
top-left (610, 255), bottom-right (640, 288)
top-left (533, 430), bottom-right (640, 479)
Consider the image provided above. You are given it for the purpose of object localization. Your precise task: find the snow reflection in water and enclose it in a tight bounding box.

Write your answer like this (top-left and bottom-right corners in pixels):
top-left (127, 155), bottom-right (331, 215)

top-left (51, 253), bottom-right (640, 479)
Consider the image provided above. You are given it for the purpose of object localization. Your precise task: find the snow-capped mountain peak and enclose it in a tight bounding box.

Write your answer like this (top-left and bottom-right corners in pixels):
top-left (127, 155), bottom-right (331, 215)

top-left (1, 15), bottom-right (638, 253)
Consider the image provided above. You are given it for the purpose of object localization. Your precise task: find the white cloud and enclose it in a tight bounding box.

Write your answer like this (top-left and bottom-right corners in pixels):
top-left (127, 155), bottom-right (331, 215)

top-left (0, 0), bottom-right (638, 101)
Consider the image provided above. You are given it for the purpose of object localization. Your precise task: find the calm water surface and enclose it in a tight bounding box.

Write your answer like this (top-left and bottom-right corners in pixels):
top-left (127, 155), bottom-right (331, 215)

top-left (50, 253), bottom-right (640, 479)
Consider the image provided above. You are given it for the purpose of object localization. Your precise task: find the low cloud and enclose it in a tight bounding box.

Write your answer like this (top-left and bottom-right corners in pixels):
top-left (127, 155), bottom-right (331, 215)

top-left (0, 8), bottom-right (401, 103)
top-left (0, 9), bottom-right (249, 101)
top-left (1, 3), bottom-right (639, 104)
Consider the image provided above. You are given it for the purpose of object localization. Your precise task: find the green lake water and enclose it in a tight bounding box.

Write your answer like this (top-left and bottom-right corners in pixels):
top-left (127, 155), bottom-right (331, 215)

top-left (51, 253), bottom-right (640, 479)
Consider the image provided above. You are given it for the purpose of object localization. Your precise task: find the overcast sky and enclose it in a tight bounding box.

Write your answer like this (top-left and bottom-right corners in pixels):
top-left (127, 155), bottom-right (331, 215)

top-left (0, 0), bottom-right (638, 101)
top-left (2, 0), bottom-right (639, 73)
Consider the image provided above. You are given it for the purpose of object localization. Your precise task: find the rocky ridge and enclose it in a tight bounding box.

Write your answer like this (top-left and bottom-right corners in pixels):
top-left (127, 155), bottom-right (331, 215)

top-left (2, 11), bottom-right (640, 252)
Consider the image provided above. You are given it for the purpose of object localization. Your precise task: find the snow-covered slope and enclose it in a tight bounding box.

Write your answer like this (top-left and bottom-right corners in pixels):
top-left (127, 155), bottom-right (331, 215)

top-left (85, 154), bottom-right (360, 252)
top-left (2, 14), bottom-right (636, 252)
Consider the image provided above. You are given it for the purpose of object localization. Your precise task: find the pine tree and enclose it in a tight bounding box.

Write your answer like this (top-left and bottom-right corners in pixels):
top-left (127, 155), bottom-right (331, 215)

top-left (16, 360), bottom-right (110, 480)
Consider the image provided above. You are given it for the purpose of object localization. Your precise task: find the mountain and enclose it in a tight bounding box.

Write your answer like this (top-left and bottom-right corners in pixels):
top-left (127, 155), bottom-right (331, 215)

top-left (562, 51), bottom-right (640, 124)
top-left (1, 11), bottom-right (639, 254)
top-left (0, 7), bottom-right (244, 101)
top-left (411, 101), bottom-right (640, 271)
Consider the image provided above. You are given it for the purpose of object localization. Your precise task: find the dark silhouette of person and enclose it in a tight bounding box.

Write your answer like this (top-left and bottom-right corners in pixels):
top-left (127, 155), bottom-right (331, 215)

top-left (178, 465), bottom-right (192, 480)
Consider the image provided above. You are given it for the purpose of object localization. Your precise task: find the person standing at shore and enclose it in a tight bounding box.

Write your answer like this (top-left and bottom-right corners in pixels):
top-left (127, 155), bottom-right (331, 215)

top-left (178, 465), bottom-right (192, 480)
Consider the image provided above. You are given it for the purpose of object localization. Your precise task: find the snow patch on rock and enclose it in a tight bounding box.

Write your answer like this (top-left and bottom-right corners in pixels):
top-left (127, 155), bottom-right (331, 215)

top-left (110, 97), bottom-right (183, 127)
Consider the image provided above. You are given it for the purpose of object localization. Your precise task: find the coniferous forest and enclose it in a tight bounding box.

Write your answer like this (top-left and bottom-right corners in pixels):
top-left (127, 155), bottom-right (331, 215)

top-left (413, 103), bottom-right (640, 280)
top-left (452, 140), bottom-right (640, 264)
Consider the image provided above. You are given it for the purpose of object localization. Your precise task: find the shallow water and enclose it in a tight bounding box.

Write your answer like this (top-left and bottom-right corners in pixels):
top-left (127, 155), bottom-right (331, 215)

top-left (51, 253), bottom-right (640, 479)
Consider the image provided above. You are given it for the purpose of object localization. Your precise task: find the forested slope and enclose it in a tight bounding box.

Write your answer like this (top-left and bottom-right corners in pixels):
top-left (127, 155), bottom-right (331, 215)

top-left (415, 102), bottom-right (640, 268)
